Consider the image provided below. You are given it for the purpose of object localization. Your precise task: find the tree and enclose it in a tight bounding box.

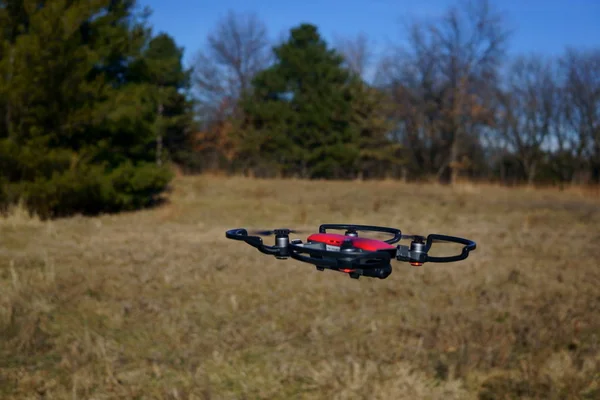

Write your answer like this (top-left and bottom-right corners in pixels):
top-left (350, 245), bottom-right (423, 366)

top-left (237, 23), bottom-right (361, 179)
top-left (350, 79), bottom-right (404, 179)
top-left (135, 32), bottom-right (197, 170)
top-left (380, 0), bottom-right (510, 183)
top-left (0, 0), bottom-right (178, 218)
top-left (375, 21), bottom-right (447, 180)
top-left (192, 10), bottom-right (271, 122)
top-left (191, 10), bottom-right (271, 170)
top-left (497, 55), bottom-right (558, 184)
top-left (334, 32), bottom-right (374, 79)
top-left (433, 0), bottom-right (510, 183)
top-left (561, 48), bottom-right (600, 183)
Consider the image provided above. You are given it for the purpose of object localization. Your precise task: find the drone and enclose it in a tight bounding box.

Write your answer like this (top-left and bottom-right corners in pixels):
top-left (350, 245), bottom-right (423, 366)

top-left (225, 224), bottom-right (476, 279)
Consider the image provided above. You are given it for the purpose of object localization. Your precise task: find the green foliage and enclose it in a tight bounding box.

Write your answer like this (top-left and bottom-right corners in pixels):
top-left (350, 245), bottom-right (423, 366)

top-left (349, 78), bottom-right (404, 178)
top-left (235, 23), bottom-right (403, 179)
top-left (0, 0), bottom-right (192, 218)
top-left (237, 24), bottom-right (362, 179)
top-left (0, 138), bottom-right (173, 218)
top-left (132, 32), bottom-right (198, 167)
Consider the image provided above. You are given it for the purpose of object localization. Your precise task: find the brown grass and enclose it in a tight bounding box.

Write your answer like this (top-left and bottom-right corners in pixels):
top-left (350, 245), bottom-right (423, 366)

top-left (1, 175), bottom-right (599, 399)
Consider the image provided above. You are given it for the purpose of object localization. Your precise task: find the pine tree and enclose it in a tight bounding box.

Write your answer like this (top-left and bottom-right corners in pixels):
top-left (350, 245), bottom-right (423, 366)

top-left (238, 24), bottom-right (361, 179)
top-left (349, 78), bottom-right (404, 179)
top-left (132, 32), bottom-right (197, 169)
top-left (0, 0), bottom-right (188, 218)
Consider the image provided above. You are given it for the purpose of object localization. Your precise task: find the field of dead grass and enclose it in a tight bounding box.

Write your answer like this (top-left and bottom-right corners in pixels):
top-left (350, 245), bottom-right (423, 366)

top-left (1, 175), bottom-right (599, 399)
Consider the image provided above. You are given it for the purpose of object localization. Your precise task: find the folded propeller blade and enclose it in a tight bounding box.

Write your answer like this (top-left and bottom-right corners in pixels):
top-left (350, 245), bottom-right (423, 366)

top-left (401, 234), bottom-right (454, 244)
top-left (249, 228), bottom-right (305, 236)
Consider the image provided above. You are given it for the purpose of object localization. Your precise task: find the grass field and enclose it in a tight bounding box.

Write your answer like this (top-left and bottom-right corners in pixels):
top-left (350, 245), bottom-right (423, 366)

top-left (1, 175), bottom-right (599, 399)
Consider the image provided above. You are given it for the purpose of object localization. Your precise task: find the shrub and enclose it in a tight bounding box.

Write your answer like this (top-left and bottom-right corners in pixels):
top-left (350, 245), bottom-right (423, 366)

top-left (0, 140), bottom-right (173, 219)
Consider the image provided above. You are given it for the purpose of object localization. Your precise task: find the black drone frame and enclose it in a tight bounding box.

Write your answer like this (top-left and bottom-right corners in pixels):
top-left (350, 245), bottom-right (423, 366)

top-left (225, 224), bottom-right (476, 279)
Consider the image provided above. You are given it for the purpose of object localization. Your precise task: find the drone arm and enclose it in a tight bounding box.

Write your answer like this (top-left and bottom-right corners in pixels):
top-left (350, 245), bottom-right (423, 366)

top-left (225, 229), bottom-right (282, 256)
top-left (395, 245), bottom-right (427, 264)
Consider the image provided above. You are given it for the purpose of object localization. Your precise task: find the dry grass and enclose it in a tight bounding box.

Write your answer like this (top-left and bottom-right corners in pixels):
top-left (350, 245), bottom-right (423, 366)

top-left (1, 175), bottom-right (599, 399)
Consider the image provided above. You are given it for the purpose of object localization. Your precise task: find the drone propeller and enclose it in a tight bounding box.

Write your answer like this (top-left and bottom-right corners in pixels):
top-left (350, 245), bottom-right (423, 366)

top-left (401, 234), bottom-right (425, 242)
top-left (249, 228), bottom-right (305, 236)
top-left (401, 234), bottom-right (456, 244)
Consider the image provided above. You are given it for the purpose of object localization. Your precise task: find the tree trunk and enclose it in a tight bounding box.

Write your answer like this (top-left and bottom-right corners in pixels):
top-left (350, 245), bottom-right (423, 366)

top-left (450, 137), bottom-right (460, 185)
top-left (592, 145), bottom-right (600, 184)
top-left (526, 161), bottom-right (537, 186)
top-left (5, 49), bottom-right (14, 137)
top-left (436, 161), bottom-right (451, 184)
top-left (156, 104), bottom-right (163, 166)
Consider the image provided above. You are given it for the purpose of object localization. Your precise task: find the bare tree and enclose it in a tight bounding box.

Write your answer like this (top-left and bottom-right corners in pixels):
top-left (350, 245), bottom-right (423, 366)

top-left (381, 0), bottom-right (510, 183)
top-left (498, 55), bottom-right (557, 184)
top-left (432, 0), bottom-right (510, 183)
top-left (190, 10), bottom-right (271, 171)
top-left (560, 48), bottom-right (600, 183)
top-left (192, 10), bottom-right (271, 124)
top-left (334, 32), bottom-right (374, 78)
top-left (375, 22), bottom-right (445, 179)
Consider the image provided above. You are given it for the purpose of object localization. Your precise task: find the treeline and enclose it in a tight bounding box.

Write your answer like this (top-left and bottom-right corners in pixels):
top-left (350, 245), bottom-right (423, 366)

top-left (193, 1), bottom-right (600, 185)
top-left (0, 0), bottom-right (598, 218)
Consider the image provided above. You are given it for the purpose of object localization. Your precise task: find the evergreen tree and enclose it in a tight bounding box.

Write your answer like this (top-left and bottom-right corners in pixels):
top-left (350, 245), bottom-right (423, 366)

top-left (348, 75), bottom-right (404, 178)
top-left (133, 32), bottom-right (197, 169)
top-left (0, 0), bottom-right (192, 218)
top-left (238, 24), bottom-right (361, 179)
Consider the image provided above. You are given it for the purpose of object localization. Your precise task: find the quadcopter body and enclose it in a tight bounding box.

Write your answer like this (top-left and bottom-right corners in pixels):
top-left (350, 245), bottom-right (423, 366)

top-left (226, 224), bottom-right (476, 279)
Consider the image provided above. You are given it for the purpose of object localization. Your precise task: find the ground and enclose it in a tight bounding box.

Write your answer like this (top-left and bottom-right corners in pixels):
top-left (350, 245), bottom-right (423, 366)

top-left (1, 175), bottom-right (599, 399)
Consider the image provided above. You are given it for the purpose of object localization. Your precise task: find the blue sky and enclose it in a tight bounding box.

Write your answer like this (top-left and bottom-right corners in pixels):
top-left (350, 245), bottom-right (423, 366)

top-left (140, 0), bottom-right (600, 69)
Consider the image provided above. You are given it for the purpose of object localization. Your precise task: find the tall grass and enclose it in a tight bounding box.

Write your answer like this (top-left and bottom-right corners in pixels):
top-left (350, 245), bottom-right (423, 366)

top-left (1, 175), bottom-right (599, 399)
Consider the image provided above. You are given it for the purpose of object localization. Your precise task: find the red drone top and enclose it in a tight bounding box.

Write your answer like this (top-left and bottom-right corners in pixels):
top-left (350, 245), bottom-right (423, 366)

top-left (306, 233), bottom-right (396, 251)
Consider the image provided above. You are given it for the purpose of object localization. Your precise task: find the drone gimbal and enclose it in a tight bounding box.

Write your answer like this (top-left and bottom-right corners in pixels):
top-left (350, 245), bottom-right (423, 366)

top-left (226, 224), bottom-right (476, 279)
